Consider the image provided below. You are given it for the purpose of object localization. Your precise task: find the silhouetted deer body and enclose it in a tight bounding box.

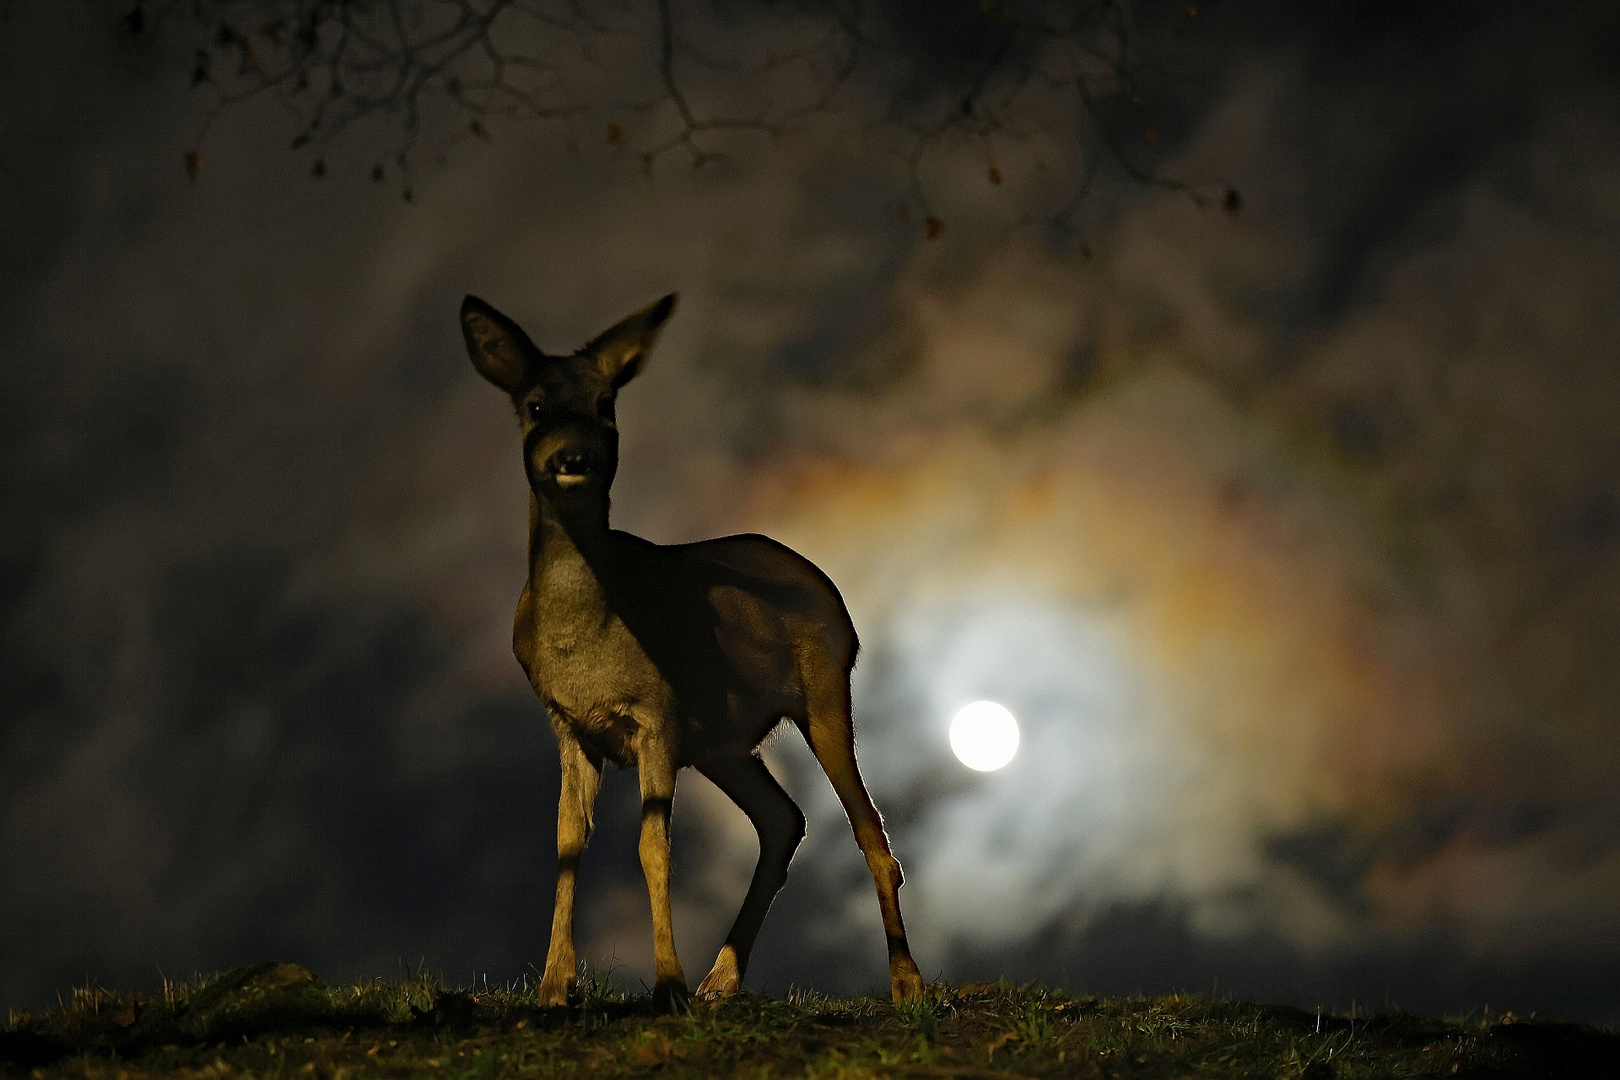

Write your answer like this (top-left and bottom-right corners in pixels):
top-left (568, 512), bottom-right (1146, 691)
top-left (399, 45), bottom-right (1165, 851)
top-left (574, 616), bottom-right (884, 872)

top-left (461, 294), bottom-right (923, 1009)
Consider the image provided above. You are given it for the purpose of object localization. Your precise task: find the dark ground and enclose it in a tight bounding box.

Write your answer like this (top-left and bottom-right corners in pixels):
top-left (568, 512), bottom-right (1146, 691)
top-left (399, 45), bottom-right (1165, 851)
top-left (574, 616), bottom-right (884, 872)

top-left (3, 963), bottom-right (1616, 1079)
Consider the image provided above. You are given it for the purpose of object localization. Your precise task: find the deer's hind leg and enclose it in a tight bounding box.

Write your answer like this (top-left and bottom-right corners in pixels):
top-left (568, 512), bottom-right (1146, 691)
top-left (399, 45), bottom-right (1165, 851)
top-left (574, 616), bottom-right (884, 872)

top-left (538, 728), bottom-right (602, 1007)
top-left (693, 752), bottom-right (806, 998)
top-left (798, 673), bottom-right (924, 1003)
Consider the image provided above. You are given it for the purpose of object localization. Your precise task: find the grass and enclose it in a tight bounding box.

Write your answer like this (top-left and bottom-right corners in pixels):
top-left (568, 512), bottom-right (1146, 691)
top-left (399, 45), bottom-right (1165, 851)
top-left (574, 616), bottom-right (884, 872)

top-left (3, 962), bottom-right (1615, 1078)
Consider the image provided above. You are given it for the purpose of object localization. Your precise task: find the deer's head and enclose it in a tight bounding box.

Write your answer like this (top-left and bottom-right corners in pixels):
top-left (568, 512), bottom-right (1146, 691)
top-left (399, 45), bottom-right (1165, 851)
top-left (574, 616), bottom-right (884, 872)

top-left (461, 294), bottom-right (676, 505)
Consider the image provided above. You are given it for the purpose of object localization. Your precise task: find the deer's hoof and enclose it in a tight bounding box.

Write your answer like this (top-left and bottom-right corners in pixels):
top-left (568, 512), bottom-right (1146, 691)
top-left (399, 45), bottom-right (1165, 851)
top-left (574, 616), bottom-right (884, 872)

top-left (696, 945), bottom-right (742, 999)
top-left (536, 976), bottom-right (572, 1008)
top-left (652, 977), bottom-right (691, 1014)
top-left (890, 955), bottom-right (924, 1003)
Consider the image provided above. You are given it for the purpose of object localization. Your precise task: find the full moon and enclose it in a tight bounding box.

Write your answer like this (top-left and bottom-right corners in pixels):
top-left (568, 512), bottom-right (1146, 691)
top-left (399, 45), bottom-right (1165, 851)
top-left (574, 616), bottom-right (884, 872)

top-left (949, 700), bottom-right (1020, 772)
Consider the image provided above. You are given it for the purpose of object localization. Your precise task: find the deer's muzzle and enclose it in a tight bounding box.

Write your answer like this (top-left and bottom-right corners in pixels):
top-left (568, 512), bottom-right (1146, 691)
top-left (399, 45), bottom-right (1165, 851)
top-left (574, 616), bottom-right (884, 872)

top-left (524, 417), bottom-right (617, 493)
top-left (550, 448), bottom-right (605, 480)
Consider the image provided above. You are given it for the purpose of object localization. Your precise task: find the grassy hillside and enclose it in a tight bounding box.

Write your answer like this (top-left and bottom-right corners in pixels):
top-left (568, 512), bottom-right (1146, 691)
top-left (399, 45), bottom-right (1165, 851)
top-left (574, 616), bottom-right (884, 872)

top-left (3, 962), bottom-right (1615, 1078)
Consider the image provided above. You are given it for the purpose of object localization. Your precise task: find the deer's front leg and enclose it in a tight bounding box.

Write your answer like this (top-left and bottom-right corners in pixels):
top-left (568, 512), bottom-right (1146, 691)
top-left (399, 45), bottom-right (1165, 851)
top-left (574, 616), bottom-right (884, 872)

top-left (538, 728), bottom-right (601, 1007)
top-left (637, 731), bottom-right (688, 1011)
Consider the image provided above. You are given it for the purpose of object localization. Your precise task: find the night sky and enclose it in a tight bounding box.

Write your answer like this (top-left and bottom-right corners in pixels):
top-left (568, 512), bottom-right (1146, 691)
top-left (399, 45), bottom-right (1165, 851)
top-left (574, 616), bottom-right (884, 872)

top-left (4, 1), bottom-right (1620, 1024)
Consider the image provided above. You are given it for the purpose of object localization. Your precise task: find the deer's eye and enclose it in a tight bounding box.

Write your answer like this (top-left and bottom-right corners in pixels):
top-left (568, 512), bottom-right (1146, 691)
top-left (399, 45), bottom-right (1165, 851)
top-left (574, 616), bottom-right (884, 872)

top-left (596, 397), bottom-right (614, 420)
top-left (527, 400), bottom-right (543, 420)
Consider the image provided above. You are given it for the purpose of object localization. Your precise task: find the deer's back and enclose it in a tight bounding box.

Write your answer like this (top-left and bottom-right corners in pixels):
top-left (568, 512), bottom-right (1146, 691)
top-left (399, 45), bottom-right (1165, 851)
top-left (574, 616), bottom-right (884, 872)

top-left (669, 532), bottom-right (856, 656)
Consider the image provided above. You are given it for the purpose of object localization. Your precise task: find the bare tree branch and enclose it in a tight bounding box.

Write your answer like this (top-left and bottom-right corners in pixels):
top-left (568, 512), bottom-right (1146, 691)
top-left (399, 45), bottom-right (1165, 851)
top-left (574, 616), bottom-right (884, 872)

top-left (118, 0), bottom-right (1232, 228)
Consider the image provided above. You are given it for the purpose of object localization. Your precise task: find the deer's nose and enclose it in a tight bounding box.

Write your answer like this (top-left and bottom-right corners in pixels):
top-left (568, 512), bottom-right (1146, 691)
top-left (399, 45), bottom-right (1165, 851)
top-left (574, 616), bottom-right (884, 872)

top-left (552, 449), bottom-right (600, 476)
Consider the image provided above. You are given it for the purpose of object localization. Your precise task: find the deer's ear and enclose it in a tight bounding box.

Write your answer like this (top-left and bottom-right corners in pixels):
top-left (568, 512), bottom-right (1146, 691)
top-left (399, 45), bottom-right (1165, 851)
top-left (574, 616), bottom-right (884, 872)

top-left (583, 293), bottom-right (677, 389)
top-left (461, 296), bottom-right (540, 393)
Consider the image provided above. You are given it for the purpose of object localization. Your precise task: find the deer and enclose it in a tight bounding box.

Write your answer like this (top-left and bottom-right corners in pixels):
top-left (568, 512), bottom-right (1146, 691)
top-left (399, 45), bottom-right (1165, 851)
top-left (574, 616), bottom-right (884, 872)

top-left (460, 292), bottom-right (924, 1011)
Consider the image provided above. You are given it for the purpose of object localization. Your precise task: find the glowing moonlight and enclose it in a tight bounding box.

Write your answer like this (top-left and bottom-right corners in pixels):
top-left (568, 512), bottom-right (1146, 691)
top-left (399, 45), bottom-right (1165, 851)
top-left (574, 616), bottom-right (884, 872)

top-left (949, 700), bottom-right (1020, 771)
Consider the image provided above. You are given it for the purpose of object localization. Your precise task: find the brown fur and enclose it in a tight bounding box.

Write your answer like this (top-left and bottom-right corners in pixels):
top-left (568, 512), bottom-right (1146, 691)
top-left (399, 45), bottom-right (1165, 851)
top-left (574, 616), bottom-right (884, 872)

top-left (461, 293), bottom-right (923, 1009)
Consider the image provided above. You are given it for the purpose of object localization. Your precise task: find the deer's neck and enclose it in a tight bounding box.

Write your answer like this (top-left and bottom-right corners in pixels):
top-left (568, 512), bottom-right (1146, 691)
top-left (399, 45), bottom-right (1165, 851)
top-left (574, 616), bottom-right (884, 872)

top-left (526, 490), bottom-right (616, 616)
